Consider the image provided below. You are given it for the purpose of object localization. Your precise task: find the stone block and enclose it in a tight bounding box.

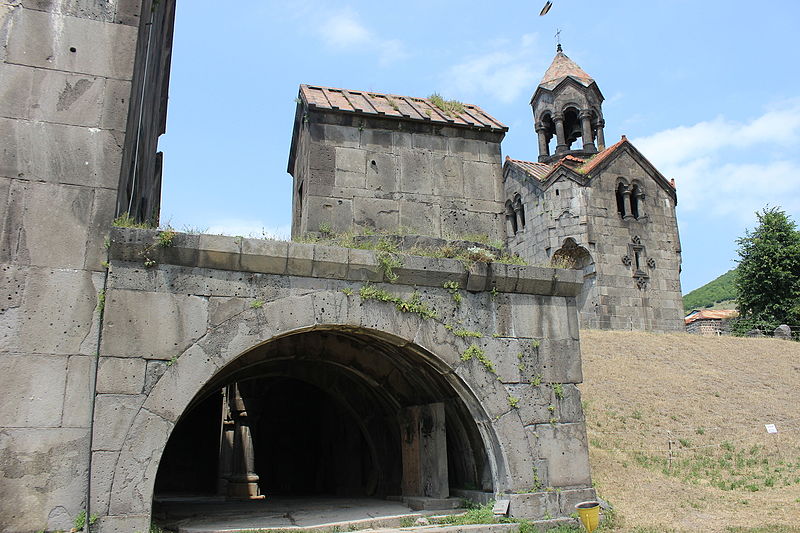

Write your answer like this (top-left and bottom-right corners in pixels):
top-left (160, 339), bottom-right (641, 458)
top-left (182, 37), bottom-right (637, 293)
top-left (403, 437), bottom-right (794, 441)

top-left (62, 355), bottom-right (93, 427)
top-left (448, 137), bottom-right (484, 162)
top-left (539, 338), bottom-right (582, 384)
top-left (360, 129), bottom-right (392, 151)
top-left (466, 261), bottom-right (489, 292)
top-left (392, 255), bottom-right (461, 287)
top-left (0, 353), bottom-right (67, 427)
top-left (335, 169), bottom-right (366, 188)
top-left (399, 150), bottom-right (433, 194)
top-left (109, 410), bottom-right (173, 515)
top-left (558, 487), bottom-right (597, 516)
top-left (90, 450), bottom-right (119, 516)
top-left (114, 0), bottom-right (142, 26)
top-left (353, 197), bottom-right (399, 230)
top-left (287, 242), bottom-right (314, 276)
top-left (6, 8), bottom-right (137, 79)
top-left (463, 160), bottom-right (500, 201)
top-left (508, 492), bottom-right (559, 519)
top-left (399, 200), bottom-right (441, 237)
top-left (312, 289), bottom-right (363, 327)
top-left (142, 344), bottom-right (223, 423)
top-left (311, 244), bottom-right (349, 279)
top-left (92, 393), bottom-right (145, 451)
top-left (303, 195), bottom-right (354, 234)
top-left (21, 0), bottom-right (116, 22)
top-left (335, 146), bottom-right (367, 173)
top-left (2, 180), bottom-right (96, 268)
top-left (432, 154), bottom-right (464, 198)
top-left (196, 233), bottom-right (241, 271)
top-left (95, 515), bottom-right (150, 533)
top-left (101, 290), bottom-right (208, 359)
top-left (529, 422), bottom-right (592, 488)
top-left (347, 248), bottom-right (382, 281)
top-left (96, 356), bottom-right (146, 395)
top-left (100, 78), bottom-right (132, 131)
top-left (84, 187), bottom-right (117, 271)
top-left (0, 428), bottom-right (89, 532)
top-left (413, 133), bottom-right (447, 152)
top-left (2, 63), bottom-right (107, 126)
top-left (506, 383), bottom-right (552, 426)
top-left (365, 151), bottom-right (398, 193)
top-left (0, 267), bottom-right (98, 355)
top-left (0, 117), bottom-right (123, 189)
top-left (493, 410), bottom-right (537, 490)
top-left (143, 360), bottom-right (167, 395)
top-left (240, 238), bottom-right (288, 274)
top-left (315, 124), bottom-right (360, 148)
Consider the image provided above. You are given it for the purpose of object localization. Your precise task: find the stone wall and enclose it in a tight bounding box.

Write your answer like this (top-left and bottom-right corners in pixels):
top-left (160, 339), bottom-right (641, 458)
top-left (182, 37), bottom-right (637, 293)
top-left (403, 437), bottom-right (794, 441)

top-left (91, 228), bottom-right (594, 531)
top-left (504, 146), bottom-right (684, 332)
top-left (0, 1), bottom-right (141, 530)
top-left (289, 109), bottom-right (507, 242)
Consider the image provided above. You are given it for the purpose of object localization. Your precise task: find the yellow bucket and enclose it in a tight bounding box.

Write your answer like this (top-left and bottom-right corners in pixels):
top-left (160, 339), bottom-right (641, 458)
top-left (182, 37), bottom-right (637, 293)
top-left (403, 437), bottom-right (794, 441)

top-left (575, 501), bottom-right (601, 532)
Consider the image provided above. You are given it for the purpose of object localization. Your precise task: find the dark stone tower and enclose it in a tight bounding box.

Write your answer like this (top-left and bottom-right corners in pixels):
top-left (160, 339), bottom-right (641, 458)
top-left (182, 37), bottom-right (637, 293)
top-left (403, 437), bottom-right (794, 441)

top-left (531, 45), bottom-right (606, 163)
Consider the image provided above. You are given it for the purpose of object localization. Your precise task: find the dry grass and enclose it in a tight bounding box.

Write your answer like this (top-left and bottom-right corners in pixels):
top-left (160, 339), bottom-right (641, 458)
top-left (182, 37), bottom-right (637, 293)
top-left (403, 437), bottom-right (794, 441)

top-left (579, 330), bottom-right (800, 532)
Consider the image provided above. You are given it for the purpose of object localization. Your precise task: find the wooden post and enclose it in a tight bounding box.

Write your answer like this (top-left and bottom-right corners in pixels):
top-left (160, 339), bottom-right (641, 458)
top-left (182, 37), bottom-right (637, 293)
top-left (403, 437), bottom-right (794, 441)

top-left (400, 403), bottom-right (449, 498)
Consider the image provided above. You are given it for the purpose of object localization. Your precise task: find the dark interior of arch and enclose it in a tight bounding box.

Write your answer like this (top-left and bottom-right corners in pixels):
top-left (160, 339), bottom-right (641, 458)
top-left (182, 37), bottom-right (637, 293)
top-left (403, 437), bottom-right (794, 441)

top-left (153, 328), bottom-right (493, 501)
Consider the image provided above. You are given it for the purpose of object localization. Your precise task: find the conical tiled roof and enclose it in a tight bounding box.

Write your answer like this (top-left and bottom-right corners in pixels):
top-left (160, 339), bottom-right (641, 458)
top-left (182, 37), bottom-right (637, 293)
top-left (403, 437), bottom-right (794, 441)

top-left (539, 46), bottom-right (594, 90)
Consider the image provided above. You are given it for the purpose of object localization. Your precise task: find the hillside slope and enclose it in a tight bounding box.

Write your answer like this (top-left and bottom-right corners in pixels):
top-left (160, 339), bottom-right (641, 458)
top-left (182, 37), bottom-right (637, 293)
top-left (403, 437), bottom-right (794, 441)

top-left (579, 330), bottom-right (800, 532)
top-left (683, 269), bottom-right (738, 312)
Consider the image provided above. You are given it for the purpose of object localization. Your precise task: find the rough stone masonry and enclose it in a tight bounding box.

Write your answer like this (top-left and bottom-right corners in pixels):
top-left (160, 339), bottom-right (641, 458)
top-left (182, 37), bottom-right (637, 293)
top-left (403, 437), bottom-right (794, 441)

top-left (0, 0), bottom-right (699, 531)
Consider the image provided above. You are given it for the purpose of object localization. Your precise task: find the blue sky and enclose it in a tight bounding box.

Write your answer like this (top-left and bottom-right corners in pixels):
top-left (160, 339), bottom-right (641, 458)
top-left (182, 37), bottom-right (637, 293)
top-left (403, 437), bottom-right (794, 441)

top-left (158, 0), bottom-right (800, 293)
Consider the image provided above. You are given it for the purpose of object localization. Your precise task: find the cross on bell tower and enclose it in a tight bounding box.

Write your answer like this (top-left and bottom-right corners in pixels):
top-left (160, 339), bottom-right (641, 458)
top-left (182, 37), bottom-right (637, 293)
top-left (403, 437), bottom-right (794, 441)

top-left (531, 46), bottom-right (606, 163)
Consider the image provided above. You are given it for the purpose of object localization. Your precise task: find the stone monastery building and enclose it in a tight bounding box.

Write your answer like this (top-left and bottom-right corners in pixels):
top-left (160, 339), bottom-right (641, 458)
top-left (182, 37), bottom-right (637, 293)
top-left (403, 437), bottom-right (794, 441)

top-left (289, 44), bottom-right (684, 332)
top-left (1, 1), bottom-right (681, 532)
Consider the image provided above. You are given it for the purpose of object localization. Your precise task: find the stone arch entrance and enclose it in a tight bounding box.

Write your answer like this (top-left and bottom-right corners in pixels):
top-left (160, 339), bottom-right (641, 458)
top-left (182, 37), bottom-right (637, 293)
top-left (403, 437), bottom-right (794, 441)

top-left (152, 327), bottom-right (494, 503)
top-left (96, 292), bottom-right (516, 529)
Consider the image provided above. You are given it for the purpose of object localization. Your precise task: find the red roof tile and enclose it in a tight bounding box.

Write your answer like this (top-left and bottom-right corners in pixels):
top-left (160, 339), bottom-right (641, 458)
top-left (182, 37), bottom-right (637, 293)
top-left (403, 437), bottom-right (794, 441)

top-left (299, 85), bottom-right (508, 132)
top-left (505, 157), bottom-right (553, 181)
top-left (540, 50), bottom-right (594, 90)
top-left (578, 136), bottom-right (628, 174)
top-left (684, 309), bottom-right (739, 325)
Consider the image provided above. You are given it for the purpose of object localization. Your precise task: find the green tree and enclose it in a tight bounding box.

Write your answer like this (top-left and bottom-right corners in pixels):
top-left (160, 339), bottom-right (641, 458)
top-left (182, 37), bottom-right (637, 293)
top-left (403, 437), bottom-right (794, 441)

top-left (733, 207), bottom-right (800, 334)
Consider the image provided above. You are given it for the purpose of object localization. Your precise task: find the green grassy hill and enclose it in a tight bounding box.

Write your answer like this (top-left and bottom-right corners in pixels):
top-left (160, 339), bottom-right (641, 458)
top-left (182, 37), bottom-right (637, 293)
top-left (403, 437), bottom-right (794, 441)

top-left (683, 269), bottom-right (737, 312)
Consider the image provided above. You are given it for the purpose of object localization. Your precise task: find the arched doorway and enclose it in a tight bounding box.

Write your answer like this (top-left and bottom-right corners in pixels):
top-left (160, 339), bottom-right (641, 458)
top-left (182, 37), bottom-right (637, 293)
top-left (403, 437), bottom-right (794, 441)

top-left (151, 328), bottom-right (494, 516)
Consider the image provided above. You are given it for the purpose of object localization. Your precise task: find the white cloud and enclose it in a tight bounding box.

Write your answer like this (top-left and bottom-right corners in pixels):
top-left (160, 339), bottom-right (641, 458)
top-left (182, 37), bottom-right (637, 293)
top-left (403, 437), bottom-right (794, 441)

top-left (441, 33), bottom-right (542, 104)
top-left (633, 100), bottom-right (800, 220)
top-left (316, 9), bottom-right (408, 66)
top-left (206, 219), bottom-right (291, 240)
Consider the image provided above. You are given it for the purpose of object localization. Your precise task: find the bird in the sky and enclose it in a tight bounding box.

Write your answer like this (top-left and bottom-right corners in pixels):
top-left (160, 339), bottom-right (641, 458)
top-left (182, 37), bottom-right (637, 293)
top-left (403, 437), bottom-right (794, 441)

top-left (539, 1), bottom-right (553, 16)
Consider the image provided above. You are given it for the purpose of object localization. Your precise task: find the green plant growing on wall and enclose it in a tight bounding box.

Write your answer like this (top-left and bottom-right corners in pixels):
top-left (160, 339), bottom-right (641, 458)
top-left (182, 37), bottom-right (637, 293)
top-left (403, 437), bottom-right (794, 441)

top-left (73, 510), bottom-right (98, 531)
top-left (112, 212), bottom-right (154, 229)
top-left (96, 290), bottom-right (106, 314)
top-left (461, 344), bottom-right (495, 374)
top-left (358, 285), bottom-right (437, 320)
top-left (156, 227), bottom-right (176, 247)
top-left (551, 383), bottom-right (564, 400)
top-left (531, 374), bottom-right (543, 386)
top-left (507, 395), bottom-right (520, 409)
top-left (318, 221), bottom-right (333, 235)
top-left (341, 288), bottom-right (353, 296)
top-left (452, 328), bottom-right (483, 338)
top-left (250, 299), bottom-right (264, 309)
top-left (165, 355), bottom-right (178, 367)
top-left (443, 280), bottom-right (463, 305)
top-left (428, 93), bottom-right (465, 117)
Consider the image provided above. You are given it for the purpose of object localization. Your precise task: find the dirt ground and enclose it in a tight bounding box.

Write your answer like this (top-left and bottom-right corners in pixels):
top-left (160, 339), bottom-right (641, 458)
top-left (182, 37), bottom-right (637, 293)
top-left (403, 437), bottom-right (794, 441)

top-left (579, 330), bottom-right (800, 532)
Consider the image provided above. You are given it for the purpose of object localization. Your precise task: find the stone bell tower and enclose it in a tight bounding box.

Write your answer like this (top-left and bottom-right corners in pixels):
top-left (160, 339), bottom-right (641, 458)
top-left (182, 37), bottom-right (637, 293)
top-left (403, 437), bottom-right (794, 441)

top-left (531, 45), bottom-right (606, 163)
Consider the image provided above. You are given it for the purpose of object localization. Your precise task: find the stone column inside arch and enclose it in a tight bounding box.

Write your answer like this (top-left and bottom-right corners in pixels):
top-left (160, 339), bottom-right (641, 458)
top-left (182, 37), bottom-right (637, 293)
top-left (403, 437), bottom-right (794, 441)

top-left (596, 119), bottom-right (606, 151)
top-left (225, 383), bottom-right (265, 500)
top-left (217, 387), bottom-right (235, 496)
top-left (536, 124), bottom-right (550, 159)
top-left (554, 113), bottom-right (568, 154)
top-left (400, 403), bottom-right (449, 498)
top-left (580, 110), bottom-right (596, 152)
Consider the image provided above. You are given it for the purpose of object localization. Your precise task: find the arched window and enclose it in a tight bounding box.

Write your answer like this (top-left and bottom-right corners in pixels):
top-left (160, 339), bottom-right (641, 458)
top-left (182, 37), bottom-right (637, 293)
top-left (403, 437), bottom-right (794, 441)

top-left (505, 200), bottom-right (517, 236)
top-left (629, 183), bottom-right (644, 219)
top-left (615, 182), bottom-right (627, 218)
top-left (513, 194), bottom-right (525, 229)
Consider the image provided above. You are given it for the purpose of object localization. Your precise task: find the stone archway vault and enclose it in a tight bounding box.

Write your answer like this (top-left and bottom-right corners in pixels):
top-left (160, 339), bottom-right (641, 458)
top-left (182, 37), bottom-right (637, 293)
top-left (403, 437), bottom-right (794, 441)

top-left (93, 293), bottom-right (522, 530)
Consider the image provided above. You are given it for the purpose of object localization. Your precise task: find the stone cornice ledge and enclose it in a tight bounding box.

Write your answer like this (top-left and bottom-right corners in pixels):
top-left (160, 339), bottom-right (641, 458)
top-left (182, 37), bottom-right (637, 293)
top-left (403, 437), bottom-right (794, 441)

top-left (109, 228), bottom-right (582, 297)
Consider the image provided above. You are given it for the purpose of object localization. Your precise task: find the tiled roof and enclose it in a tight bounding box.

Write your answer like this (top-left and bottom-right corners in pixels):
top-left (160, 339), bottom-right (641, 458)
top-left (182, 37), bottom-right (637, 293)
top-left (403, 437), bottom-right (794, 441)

top-left (684, 309), bottom-right (739, 325)
top-left (540, 50), bottom-right (594, 90)
top-left (505, 157), bottom-right (553, 181)
top-left (299, 85), bottom-right (508, 132)
top-left (577, 137), bottom-right (628, 174)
